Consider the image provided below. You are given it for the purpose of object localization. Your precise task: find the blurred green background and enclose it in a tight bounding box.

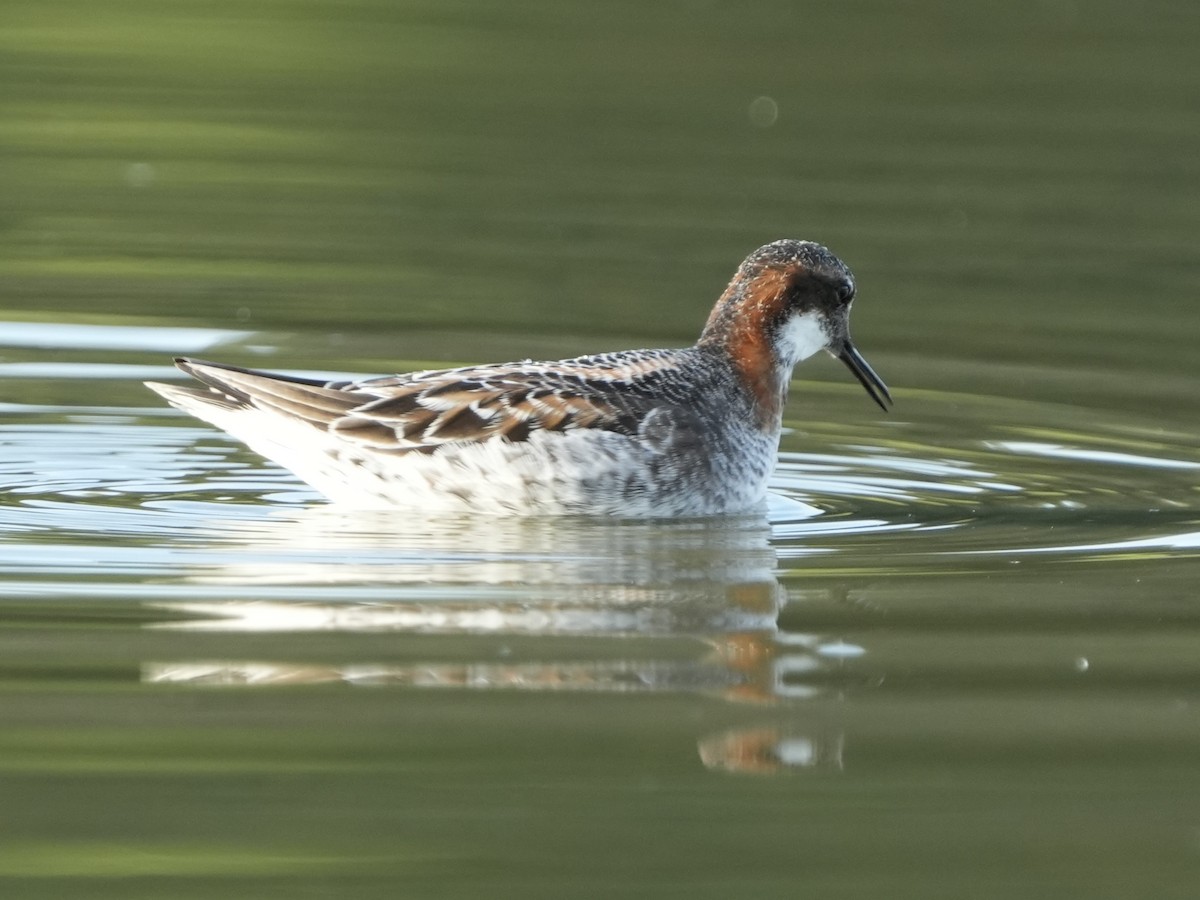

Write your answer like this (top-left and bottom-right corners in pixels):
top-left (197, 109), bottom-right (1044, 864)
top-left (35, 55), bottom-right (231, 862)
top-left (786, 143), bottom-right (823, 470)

top-left (3, 0), bottom-right (1197, 397)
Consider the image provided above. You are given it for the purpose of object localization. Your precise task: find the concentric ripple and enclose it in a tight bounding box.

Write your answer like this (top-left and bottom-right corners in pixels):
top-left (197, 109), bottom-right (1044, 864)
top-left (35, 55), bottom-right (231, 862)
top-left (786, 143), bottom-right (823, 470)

top-left (767, 384), bottom-right (1200, 565)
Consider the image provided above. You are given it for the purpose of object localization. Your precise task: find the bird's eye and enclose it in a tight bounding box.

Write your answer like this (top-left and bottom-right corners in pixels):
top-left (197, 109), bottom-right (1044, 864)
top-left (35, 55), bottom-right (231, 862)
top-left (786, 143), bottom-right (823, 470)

top-left (836, 283), bottom-right (855, 305)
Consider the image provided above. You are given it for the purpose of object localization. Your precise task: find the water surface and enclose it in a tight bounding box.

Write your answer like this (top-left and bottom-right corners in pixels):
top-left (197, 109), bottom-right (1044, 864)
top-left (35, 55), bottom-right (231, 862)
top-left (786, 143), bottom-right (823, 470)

top-left (2, 2), bottom-right (1199, 898)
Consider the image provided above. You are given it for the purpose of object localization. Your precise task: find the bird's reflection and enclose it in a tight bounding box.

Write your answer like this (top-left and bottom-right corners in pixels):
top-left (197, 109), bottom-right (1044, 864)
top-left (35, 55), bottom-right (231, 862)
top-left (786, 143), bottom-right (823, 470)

top-left (145, 504), bottom-right (857, 774)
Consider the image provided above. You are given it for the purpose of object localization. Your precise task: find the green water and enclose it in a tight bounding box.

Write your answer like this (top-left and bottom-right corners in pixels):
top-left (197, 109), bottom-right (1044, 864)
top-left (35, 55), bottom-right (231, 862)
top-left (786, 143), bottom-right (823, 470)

top-left (2, 1), bottom-right (1200, 897)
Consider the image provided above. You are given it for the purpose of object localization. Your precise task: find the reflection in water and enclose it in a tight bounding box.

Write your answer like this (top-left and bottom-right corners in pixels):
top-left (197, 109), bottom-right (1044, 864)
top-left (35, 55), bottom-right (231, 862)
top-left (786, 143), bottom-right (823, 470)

top-left (9, 386), bottom-right (1198, 778)
top-left (145, 510), bottom-right (853, 774)
top-left (179, 505), bottom-right (787, 591)
top-left (698, 728), bottom-right (845, 775)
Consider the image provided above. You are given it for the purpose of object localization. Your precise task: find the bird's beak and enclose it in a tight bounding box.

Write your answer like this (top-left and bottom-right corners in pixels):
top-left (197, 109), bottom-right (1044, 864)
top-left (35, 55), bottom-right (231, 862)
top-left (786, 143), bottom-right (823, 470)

top-left (836, 339), bottom-right (892, 411)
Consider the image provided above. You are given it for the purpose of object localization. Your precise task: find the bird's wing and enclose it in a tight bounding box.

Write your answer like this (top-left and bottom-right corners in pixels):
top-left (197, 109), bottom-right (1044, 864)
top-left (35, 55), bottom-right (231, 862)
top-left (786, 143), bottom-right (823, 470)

top-left (169, 352), bottom-right (689, 454)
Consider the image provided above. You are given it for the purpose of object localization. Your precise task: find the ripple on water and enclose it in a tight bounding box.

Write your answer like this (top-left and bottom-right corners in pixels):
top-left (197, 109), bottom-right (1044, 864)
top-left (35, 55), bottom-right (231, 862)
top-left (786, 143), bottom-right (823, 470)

top-left (772, 389), bottom-right (1200, 566)
top-left (1, 362), bottom-right (1198, 775)
top-left (0, 381), bottom-right (1197, 586)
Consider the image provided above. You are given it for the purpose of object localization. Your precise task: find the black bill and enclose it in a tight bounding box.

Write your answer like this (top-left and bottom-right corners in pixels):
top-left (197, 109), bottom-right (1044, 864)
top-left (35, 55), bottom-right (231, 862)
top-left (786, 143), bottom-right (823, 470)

top-left (837, 340), bottom-right (892, 412)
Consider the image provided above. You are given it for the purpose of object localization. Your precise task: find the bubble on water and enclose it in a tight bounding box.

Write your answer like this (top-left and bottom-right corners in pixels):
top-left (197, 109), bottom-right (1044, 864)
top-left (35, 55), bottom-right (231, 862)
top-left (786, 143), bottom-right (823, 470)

top-left (124, 162), bottom-right (156, 188)
top-left (748, 96), bottom-right (779, 128)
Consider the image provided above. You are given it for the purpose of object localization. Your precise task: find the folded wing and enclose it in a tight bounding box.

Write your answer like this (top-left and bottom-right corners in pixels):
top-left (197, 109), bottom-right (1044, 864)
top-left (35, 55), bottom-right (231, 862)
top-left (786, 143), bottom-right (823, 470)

top-left (153, 355), bottom-right (682, 455)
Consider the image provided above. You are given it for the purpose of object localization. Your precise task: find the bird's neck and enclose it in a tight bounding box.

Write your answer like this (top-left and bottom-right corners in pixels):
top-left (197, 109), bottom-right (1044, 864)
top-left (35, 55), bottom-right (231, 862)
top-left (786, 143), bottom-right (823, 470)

top-left (698, 270), bottom-right (800, 433)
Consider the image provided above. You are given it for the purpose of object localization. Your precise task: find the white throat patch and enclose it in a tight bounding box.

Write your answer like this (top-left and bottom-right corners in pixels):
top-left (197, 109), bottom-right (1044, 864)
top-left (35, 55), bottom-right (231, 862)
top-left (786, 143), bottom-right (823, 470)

top-left (775, 311), bottom-right (829, 368)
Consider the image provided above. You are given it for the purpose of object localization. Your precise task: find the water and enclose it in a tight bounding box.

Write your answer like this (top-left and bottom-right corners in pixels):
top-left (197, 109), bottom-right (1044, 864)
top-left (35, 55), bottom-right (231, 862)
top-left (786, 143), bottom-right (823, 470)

top-left (3, 1), bottom-right (1200, 897)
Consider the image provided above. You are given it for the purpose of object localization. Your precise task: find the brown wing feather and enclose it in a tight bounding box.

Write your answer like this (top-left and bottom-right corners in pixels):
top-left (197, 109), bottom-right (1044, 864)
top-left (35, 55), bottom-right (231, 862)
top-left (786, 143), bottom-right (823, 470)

top-left (176, 350), bottom-right (687, 455)
top-left (331, 381), bottom-right (627, 451)
top-left (174, 358), bottom-right (373, 427)
top-left (327, 361), bottom-right (659, 451)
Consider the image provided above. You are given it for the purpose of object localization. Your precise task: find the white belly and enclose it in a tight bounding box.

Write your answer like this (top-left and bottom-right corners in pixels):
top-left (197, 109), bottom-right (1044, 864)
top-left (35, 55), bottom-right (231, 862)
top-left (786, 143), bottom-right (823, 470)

top-left (197, 405), bottom-right (774, 516)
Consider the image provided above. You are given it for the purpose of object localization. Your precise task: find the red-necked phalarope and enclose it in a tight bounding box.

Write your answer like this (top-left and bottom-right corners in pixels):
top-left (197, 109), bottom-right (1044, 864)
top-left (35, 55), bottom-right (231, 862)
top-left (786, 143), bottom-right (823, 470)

top-left (146, 239), bottom-right (891, 515)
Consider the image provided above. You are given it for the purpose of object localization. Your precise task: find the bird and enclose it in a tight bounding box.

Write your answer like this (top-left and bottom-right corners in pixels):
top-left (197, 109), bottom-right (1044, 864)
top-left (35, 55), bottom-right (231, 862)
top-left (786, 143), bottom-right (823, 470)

top-left (146, 239), bottom-right (891, 516)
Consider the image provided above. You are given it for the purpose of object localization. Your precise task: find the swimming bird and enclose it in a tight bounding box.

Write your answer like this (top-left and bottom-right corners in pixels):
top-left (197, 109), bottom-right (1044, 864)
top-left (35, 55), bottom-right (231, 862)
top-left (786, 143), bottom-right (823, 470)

top-left (146, 239), bottom-right (891, 516)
